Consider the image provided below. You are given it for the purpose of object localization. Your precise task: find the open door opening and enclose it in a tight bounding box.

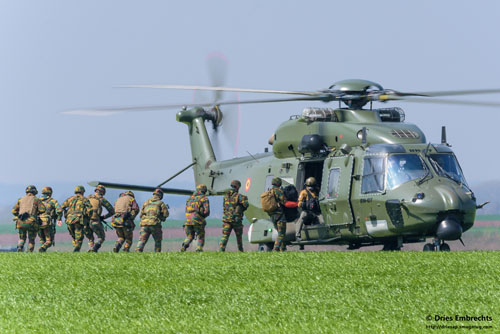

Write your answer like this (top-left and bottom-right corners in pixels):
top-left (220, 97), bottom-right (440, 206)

top-left (296, 160), bottom-right (324, 192)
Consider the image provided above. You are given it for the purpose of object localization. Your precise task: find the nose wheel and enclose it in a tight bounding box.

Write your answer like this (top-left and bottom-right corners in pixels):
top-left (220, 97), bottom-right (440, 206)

top-left (423, 238), bottom-right (450, 251)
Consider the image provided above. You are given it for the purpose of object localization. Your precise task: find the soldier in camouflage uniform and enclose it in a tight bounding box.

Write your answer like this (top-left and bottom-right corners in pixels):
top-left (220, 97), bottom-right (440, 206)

top-left (112, 191), bottom-right (139, 252)
top-left (219, 180), bottom-right (249, 252)
top-left (269, 177), bottom-right (286, 252)
top-left (57, 185), bottom-right (93, 252)
top-left (12, 185), bottom-right (46, 252)
top-left (136, 188), bottom-right (169, 252)
top-left (85, 185), bottom-right (115, 252)
top-left (181, 184), bottom-right (210, 252)
top-left (38, 186), bottom-right (59, 252)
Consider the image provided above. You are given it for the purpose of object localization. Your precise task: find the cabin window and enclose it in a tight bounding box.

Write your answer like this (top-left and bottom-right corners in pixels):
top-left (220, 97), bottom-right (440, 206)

top-left (362, 156), bottom-right (386, 194)
top-left (428, 154), bottom-right (468, 187)
top-left (386, 154), bottom-right (428, 190)
top-left (327, 168), bottom-right (340, 198)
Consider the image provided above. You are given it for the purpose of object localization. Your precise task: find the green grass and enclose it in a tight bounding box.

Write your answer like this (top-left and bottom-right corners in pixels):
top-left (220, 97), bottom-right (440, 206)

top-left (0, 252), bottom-right (497, 333)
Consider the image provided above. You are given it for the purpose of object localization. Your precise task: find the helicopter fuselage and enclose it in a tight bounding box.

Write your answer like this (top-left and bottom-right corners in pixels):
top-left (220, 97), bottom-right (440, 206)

top-left (178, 106), bottom-right (476, 249)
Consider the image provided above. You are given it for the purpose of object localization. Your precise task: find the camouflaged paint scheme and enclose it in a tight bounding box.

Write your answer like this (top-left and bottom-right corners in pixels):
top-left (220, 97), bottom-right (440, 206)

top-left (38, 195), bottom-right (58, 250)
top-left (111, 195), bottom-right (139, 228)
top-left (181, 224), bottom-right (205, 251)
top-left (273, 220), bottom-right (287, 252)
top-left (298, 188), bottom-right (318, 209)
top-left (219, 189), bottom-right (249, 252)
top-left (268, 185), bottom-right (285, 218)
top-left (57, 194), bottom-right (92, 252)
top-left (219, 222), bottom-right (244, 252)
top-left (136, 225), bottom-right (163, 252)
top-left (12, 194), bottom-right (46, 228)
top-left (184, 191), bottom-right (210, 226)
top-left (88, 193), bottom-right (115, 222)
top-left (84, 222), bottom-right (106, 250)
top-left (12, 194), bottom-right (46, 252)
top-left (222, 190), bottom-right (249, 224)
top-left (57, 194), bottom-right (93, 225)
top-left (139, 196), bottom-right (169, 226)
top-left (114, 226), bottom-right (134, 252)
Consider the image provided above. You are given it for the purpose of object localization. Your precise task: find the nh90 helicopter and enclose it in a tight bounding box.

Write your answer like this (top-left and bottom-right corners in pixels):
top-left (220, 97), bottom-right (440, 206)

top-left (72, 73), bottom-right (500, 252)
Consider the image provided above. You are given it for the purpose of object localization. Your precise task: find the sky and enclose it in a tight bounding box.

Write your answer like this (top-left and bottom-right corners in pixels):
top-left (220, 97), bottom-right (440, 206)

top-left (1, 0), bottom-right (500, 200)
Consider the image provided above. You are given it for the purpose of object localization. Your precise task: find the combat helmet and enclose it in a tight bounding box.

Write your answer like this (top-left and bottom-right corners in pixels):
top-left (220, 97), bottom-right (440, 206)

top-left (74, 185), bottom-right (85, 194)
top-left (305, 177), bottom-right (317, 187)
top-left (125, 191), bottom-right (135, 198)
top-left (42, 186), bottom-right (53, 195)
top-left (25, 185), bottom-right (38, 195)
top-left (230, 180), bottom-right (241, 190)
top-left (95, 184), bottom-right (106, 195)
top-left (196, 184), bottom-right (207, 194)
top-left (271, 177), bottom-right (282, 187)
top-left (153, 188), bottom-right (164, 199)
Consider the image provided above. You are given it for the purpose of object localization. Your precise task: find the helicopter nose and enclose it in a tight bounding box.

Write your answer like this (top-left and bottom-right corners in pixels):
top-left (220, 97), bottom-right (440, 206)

top-left (434, 184), bottom-right (462, 211)
top-left (436, 216), bottom-right (463, 240)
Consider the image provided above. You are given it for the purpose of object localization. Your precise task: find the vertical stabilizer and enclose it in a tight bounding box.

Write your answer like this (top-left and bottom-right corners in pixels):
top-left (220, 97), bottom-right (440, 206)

top-left (177, 107), bottom-right (217, 187)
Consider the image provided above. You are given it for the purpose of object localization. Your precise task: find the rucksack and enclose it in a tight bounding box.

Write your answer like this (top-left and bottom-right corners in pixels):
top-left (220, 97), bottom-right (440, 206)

top-left (283, 184), bottom-right (299, 202)
top-left (88, 195), bottom-right (102, 220)
top-left (260, 189), bottom-right (278, 213)
top-left (305, 189), bottom-right (321, 214)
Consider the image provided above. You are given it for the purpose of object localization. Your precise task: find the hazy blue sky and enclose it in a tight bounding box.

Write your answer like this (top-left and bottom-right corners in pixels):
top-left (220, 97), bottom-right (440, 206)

top-left (1, 0), bottom-right (500, 194)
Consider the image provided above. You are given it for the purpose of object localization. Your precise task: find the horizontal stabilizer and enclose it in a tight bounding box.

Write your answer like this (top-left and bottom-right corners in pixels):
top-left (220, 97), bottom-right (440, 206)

top-left (88, 181), bottom-right (192, 196)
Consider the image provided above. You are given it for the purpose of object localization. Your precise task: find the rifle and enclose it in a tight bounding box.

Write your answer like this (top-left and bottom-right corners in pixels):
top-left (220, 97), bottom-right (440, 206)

top-left (51, 217), bottom-right (57, 246)
top-left (101, 219), bottom-right (114, 230)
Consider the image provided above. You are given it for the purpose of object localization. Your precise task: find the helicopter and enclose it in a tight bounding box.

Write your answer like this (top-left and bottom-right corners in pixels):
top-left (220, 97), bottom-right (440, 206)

top-left (72, 68), bottom-right (500, 252)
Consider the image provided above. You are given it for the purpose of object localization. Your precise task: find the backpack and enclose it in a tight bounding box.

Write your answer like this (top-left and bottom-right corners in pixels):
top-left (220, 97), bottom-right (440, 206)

top-left (283, 184), bottom-right (299, 202)
top-left (305, 189), bottom-right (321, 214)
top-left (88, 195), bottom-right (102, 220)
top-left (142, 199), bottom-right (163, 225)
top-left (260, 189), bottom-right (278, 213)
top-left (223, 192), bottom-right (239, 216)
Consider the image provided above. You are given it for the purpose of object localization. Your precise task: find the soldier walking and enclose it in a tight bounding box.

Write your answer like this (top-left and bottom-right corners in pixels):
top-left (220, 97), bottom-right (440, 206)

top-left (38, 186), bottom-right (59, 252)
top-left (136, 188), bottom-right (169, 252)
top-left (12, 185), bottom-right (46, 252)
top-left (57, 186), bottom-right (93, 252)
top-left (181, 184), bottom-right (210, 252)
top-left (219, 180), bottom-right (249, 252)
top-left (112, 191), bottom-right (139, 252)
top-left (269, 178), bottom-right (286, 252)
top-left (85, 185), bottom-right (115, 252)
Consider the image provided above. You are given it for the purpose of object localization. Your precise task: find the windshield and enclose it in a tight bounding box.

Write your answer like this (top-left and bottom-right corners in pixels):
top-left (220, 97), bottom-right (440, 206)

top-left (429, 154), bottom-right (468, 186)
top-left (386, 154), bottom-right (429, 190)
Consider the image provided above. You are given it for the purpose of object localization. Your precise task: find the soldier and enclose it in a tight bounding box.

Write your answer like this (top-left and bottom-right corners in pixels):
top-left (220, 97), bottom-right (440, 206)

top-left (85, 185), bottom-right (115, 252)
top-left (38, 186), bottom-right (59, 252)
top-left (57, 185), bottom-right (93, 252)
top-left (181, 184), bottom-right (210, 252)
top-left (295, 177), bottom-right (325, 242)
top-left (111, 191), bottom-right (139, 252)
top-left (136, 188), bottom-right (169, 252)
top-left (12, 185), bottom-right (46, 252)
top-left (219, 180), bottom-right (249, 252)
top-left (268, 177), bottom-right (286, 252)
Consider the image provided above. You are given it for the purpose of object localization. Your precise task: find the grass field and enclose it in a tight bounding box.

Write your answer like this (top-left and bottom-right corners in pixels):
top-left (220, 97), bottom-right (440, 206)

top-left (0, 252), bottom-right (497, 333)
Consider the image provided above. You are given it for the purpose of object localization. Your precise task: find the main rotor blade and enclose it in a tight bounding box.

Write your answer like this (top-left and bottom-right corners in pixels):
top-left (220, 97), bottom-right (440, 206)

top-left (396, 88), bottom-right (500, 97)
top-left (120, 84), bottom-right (320, 96)
top-left (64, 96), bottom-right (327, 115)
top-left (386, 96), bottom-right (500, 108)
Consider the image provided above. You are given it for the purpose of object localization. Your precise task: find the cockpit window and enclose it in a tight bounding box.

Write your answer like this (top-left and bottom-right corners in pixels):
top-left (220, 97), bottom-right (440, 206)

top-left (429, 154), bottom-right (468, 187)
top-left (386, 154), bottom-right (429, 190)
top-left (362, 156), bottom-right (386, 194)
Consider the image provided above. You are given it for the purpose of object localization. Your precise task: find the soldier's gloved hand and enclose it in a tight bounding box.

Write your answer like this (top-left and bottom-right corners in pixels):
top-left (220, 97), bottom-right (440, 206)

top-left (57, 220), bottom-right (63, 226)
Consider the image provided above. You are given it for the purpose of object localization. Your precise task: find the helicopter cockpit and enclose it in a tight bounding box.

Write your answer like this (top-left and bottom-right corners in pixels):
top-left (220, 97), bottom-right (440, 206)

top-left (361, 144), bottom-right (469, 193)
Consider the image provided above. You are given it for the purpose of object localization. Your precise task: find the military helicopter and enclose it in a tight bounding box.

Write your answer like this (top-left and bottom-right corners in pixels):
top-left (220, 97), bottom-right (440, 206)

top-left (71, 64), bottom-right (500, 252)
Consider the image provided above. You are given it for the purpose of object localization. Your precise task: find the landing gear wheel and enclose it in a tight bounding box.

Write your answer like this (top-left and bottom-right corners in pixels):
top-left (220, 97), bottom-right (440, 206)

top-left (258, 243), bottom-right (274, 252)
top-left (440, 243), bottom-right (450, 252)
top-left (423, 243), bottom-right (435, 251)
top-left (299, 245), bottom-right (305, 251)
top-left (382, 241), bottom-right (401, 251)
